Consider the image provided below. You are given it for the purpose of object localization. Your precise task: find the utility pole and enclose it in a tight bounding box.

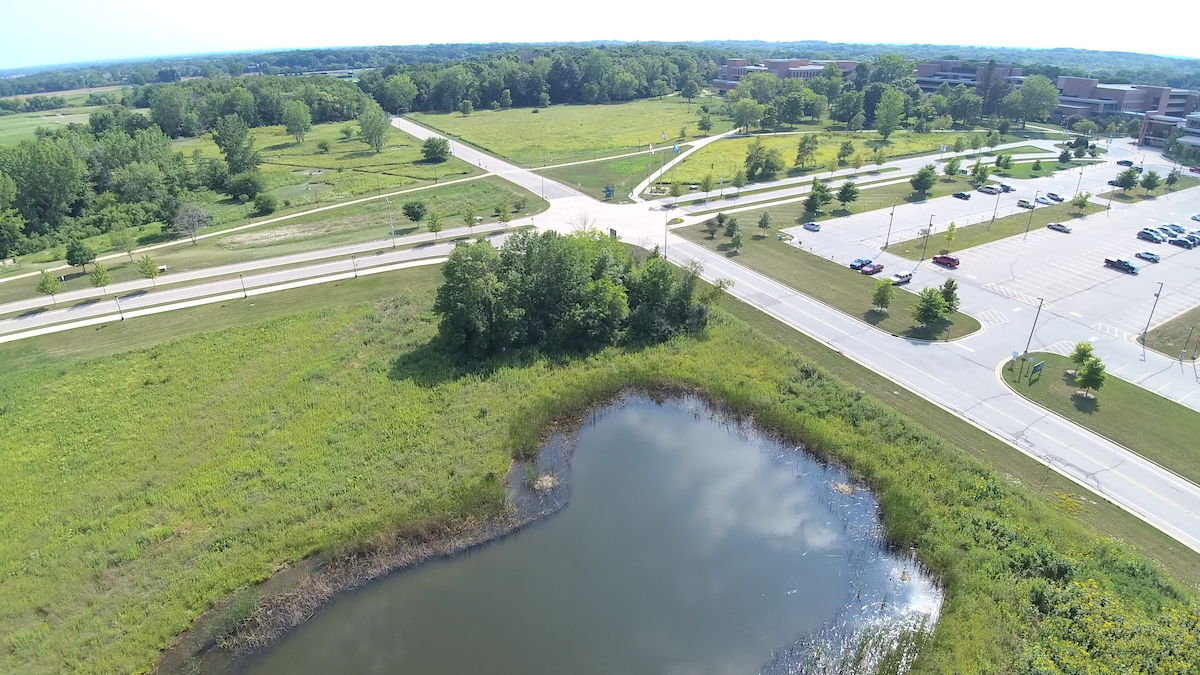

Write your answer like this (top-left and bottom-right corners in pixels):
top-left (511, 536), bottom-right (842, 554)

top-left (920, 214), bottom-right (934, 261)
top-left (1142, 281), bottom-right (1164, 347)
top-left (883, 202), bottom-right (896, 249)
top-left (1019, 297), bottom-right (1045, 380)
top-left (1023, 190), bottom-right (1039, 241)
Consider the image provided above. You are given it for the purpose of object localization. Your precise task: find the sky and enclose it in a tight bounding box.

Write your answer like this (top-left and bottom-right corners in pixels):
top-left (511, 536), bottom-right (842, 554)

top-left (3, 0), bottom-right (1197, 71)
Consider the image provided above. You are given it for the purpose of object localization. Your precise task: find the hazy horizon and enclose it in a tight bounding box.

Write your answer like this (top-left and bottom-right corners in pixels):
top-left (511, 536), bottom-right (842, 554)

top-left (5, 0), bottom-right (1200, 72)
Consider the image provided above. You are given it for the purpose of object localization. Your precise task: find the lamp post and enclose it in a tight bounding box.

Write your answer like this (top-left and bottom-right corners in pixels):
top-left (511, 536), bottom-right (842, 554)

top-left (1142, 281), bottom-right (1164, 348)
top-left (239, 274), bottom-right (247, 299)
top-left (114, 296), bottom-right (124, 321)
top-left (920, 214), bottom-right (934, 261)
top-left (883, 202), bottom-right (896, 249)
top-left (351, 255), bottom-right (358, 279)
top-left (384, 196), bottom-right (395, 248)
top-left (718, 154), bottom-right (726, 198)
top-left (1018, 297), bottom-right (1045, 380)
top-left (990, 188), bottom-right (1001, 227)
top-left (1023, 190), bottom-right (1039, 241)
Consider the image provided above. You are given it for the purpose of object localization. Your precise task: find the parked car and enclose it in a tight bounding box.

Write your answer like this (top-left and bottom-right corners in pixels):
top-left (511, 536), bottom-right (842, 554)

top-left (1134, 166), bottom-right (1144, 173)
top-left (1047, 192), bottom-right (1064, 202)
top-left (1168, 237), bottom-right (1194, 249)
top-left (1135, 251), bottom-right (1161, 263)
top-left (1047, 222), bottom-right (1072, 233)
top-left (1117, 159), bottom-right (1134, 167)
top-left (1157, 226), bottom-right (1175, 236)
top-left (1107, 179), bottom-right (1121, 187)
top-left (952, 192), bottom-right (971, 200)
top-left (802, 221), bottom-right (821, 232)
top-left (890, 272), bottom-right (913, 285)
top-left (1191, 167), bottom-right (1200, 174)
top-left (1104, 258), bottom-right (1139, 274)
top-left (978, 185), bottom-right (1000, 195)
top-left (1165, 223), bottom-right (1186, 234)
top-left (1035, 196), bottom-right (1053, 205)
top-left (999, 184), bottom-right (1015, 192)
top-left (1137, 229), bottom-right (1165, 243)
top-left (850, 257), bottom-right (873, 270)
top-left (861, 263), bottom-right (884, 275)
top-left (1185, 234), bottom-right (1200, 247)
top-left (1017, 199), bottom-right (1035, 209)
top-left (958, 168), bottom-right (969, 175)
top-left (932, 254), bottom-right (960, 268)
top-left (1192, 214), bottom-right (1200, 222)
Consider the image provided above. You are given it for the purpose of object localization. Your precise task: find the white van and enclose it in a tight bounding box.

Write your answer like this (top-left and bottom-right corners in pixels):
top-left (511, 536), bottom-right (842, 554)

top-left (978, 185), bottom-right (1001, 195)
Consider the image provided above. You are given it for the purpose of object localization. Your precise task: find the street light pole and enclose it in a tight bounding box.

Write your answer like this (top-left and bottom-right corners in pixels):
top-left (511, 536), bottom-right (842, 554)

top-left (351, 255), bottom-right (358, 279)
top-left (1142, 281), bottom-right (1165, 346)
top-left (920, 214), bottom-right (934, 261)
top-left (1019, 297), bottom-right (1045, 380)
top-left (990, 189), bottom-right (1001, 227)
top-left (718, 154), bottom-right (726, 197)
top-left (1023, 190), bottom-right (1039, 241)
top-left (239, 274), bottom-right (247, 299)
top-left (883, 202), bottom-right (896, 249)
top-left (114, 296), bottom-right (124, 321)
top-left (1074, 165), bottom-right (1084, 198)
top-left (384, 196), bottom-right (395, 248)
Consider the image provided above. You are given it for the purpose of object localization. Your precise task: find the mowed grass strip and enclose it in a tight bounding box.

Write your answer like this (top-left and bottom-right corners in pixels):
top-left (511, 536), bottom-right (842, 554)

top-left (1097, 175), bottom-right (1200, 203)
top-left (410, 96), bottom-right (731, 166)
top-left (888, 200), bottom-right (1106, 260)
top-left (694, 174), bottom-right (978, 223)
top-left (538, 147), bottom-right (689, 203)
top-left (994, 158), bottom-right (1099, 180)
top-left (1001, 353), bottom-right (1200, 485)
top-left (1143, 304), bottom-right (1200, 362)
top-left (677, 223), bottom-right (981, 340)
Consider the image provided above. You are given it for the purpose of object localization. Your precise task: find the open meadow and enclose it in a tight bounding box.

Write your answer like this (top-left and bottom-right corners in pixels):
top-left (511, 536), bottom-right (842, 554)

top-left (0, 260), bottom-right (1196, 675)
top-left (0, 176), bottom-right (544, 307)
top-left (0, 106), bottom-right (117, 145)
top-left (410, 95), bottom-right (732, 166)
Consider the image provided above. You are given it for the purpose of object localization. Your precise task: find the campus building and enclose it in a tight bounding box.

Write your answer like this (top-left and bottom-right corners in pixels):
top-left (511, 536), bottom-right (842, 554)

top-left (914, 60), bottom-right (1024, 93)
top-left (1053, 76), bottom-right (1200, 122)
top-left (712, 58), bottom-right (858, 93)
top-left (1143, 112), bottom-right (1200, 150)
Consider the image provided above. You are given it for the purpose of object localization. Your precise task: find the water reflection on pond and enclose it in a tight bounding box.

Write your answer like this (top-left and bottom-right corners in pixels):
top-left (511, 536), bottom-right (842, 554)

top-left (241, 396), bottom-right (940, 675)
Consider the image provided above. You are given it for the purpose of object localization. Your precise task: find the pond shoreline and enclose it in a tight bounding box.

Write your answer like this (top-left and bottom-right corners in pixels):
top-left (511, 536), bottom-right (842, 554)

top-left (157, 390), bottom-right (941, 675)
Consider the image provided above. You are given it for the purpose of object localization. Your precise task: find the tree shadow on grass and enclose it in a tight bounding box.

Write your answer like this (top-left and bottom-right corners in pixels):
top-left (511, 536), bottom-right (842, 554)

top-left (862, 308), bottom-right (889, 327)
top-left (903, 316), bottom-right (953, 341)
top-left (1071, 392), bottom-right (1099, 414)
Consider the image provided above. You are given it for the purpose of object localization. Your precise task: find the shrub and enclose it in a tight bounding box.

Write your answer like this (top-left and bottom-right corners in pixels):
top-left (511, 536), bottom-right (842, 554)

top-left (253, 194), bottom-right (278, 216)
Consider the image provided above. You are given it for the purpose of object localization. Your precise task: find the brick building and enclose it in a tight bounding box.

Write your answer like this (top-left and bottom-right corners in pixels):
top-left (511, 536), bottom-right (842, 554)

top-left (712, 58), bottom-right (858, 93)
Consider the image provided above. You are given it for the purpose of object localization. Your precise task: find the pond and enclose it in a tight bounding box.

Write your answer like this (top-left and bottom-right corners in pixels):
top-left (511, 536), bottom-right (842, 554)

top-left (239, 396), bottom-right (941, 674)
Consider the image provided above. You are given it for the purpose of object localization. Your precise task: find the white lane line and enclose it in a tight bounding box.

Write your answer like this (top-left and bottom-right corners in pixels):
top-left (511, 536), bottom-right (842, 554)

top-left (956, 343), bottom-right (976, 352)
top-left (1070, 311), bottom-right (1082, 317)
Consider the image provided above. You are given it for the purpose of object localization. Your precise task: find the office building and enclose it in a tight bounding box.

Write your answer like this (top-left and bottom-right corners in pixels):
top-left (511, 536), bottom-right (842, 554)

top-left (712, 58), bottom-right (858, 93)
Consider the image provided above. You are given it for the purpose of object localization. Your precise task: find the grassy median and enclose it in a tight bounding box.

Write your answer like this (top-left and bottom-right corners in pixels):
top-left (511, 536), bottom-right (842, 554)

top-left (1002, 353), bottom-right (1200, 485)
top-left (677, 221), bottom-right (981, 340)
top-left (889, 200), bottom-right (1106, 260)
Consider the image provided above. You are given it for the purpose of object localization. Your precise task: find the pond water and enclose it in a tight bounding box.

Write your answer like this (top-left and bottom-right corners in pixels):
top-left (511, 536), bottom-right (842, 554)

top-left (240, 396), bottom-right (940, 675)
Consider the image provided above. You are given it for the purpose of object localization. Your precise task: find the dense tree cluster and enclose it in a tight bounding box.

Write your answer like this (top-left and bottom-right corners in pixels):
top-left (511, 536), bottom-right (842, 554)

top-left (356, 44), bottom-right (721, 113)
top-left (435, 231), bottom-right (712, 359)
top-left (0, 118), bottom-right (206, 257)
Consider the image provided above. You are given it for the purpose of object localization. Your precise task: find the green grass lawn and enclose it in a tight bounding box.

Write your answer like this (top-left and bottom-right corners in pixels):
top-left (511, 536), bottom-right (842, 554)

top-left (410, 95), bottom-right (732, 167)
top-left (1142, 305), bottom-right (1200, 362)
top-left (668, 131), bottom-right (1030, 187)
top-left (1097, 175), bottom-right (1200, 203)
top-left (1, 262), bottom-right (1195, 675)
top-left (0, 106), bottom-right (125, 145)
top-left (994, 158), bottom-right (1100, 180)
top-left (1002, 353), bottom-right (1200, 485)
top-left (984, 144), bottom-right (1051, 156)
top-left (678, 222), bottom-right (981, 340)
top-left (0, 176), bottom-right (545, 308)
top-left (537, 145), bottom-right (690, 202)
top-left (696, 174), bottom-right (978, 224)
top-left (888, 200), bottom-right (1106, 260)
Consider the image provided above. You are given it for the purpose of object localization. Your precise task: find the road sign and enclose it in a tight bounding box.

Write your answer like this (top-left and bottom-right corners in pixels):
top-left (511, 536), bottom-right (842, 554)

top-left (605, 185), bottom-right (615, 199)
top-left (1031, 360), bottom-right (1045, 375)
top-left (1012, 350), bottom-right (1020, 363)
top-left (940, 144), bottom-right (947, 152)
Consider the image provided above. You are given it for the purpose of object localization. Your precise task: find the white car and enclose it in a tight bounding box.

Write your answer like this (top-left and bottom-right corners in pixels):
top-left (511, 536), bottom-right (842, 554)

top-left (890, 272), bottom-right (913, 285)
top-left (1047, 222), bottom-right (1072, 233)
top-left (1046, 192), bottom-right (1064, 202)
top-left (1192, 214), bottom-right (1200, 222)
top-left (1035, 196), bottom-right (1053, 205)
top-left (802, 221), bottom-right (820, 232)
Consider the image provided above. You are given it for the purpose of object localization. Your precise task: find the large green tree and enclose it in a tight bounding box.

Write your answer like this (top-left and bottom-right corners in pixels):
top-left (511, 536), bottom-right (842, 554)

top-left (1016, 74), bottom-right (1060, 129)
top-left (212, 114), bottom-right (260, 174)
top-left (281, 100), bottom-right (312, 143)
top-left (909, 164), bottom-right (938, 196)
top-left (358, 102), bottom-right (391, 154)
top-left (874, 88), bottom-right (906, 140)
